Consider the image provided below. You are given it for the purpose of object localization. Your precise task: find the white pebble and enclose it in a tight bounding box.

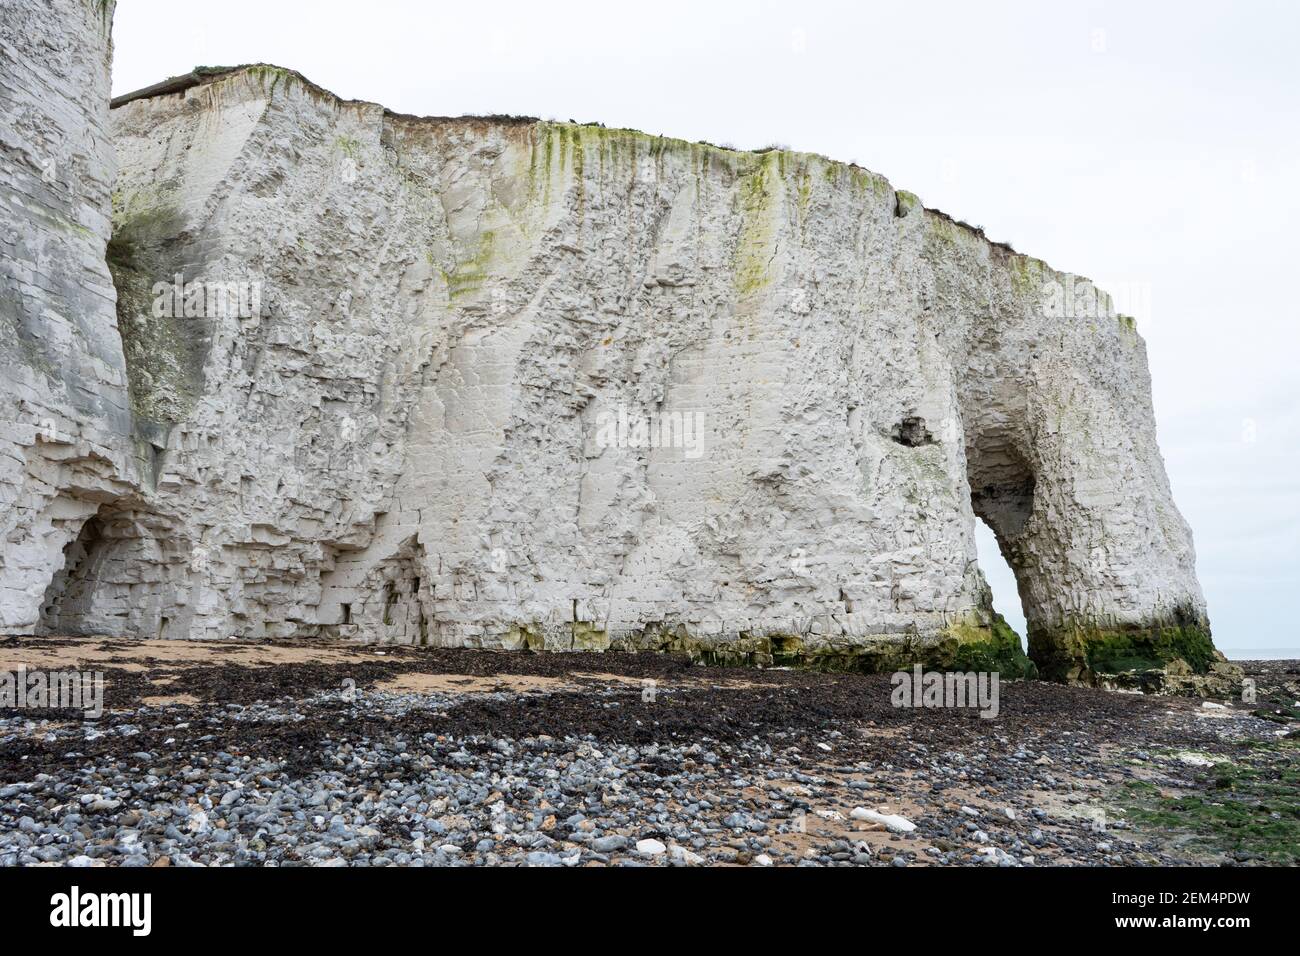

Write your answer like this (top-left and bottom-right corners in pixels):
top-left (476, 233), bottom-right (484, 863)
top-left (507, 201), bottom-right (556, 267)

top-left (636, 838), bottom-right (667, 856)
top-left (851, 807), bottom-right (917, 833)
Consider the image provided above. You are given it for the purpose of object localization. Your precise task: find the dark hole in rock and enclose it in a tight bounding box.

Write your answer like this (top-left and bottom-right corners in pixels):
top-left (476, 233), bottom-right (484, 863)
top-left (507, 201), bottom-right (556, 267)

top-left (891, 417), bottom-right (935, 448)
top-left (383, 581), bottom-right (398, 626)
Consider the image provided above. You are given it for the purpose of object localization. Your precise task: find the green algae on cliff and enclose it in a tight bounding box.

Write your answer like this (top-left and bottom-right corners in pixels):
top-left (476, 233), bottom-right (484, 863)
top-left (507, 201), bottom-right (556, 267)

top-left (441, 230), bottom-right (497, 300)
top-left (595, 609), bottom-right (1035, 679)
top-left (1026, 605), bottom-right (1240, 697)
top-left (107, 189), bottom-right (203, 427)
top-left (732, 152), bottom-right (781, 297)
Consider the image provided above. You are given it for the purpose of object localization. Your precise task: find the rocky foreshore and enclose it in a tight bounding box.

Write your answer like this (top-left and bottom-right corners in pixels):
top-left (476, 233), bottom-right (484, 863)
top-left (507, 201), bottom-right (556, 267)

top-left (0, 637), bottom-right (1294, 867)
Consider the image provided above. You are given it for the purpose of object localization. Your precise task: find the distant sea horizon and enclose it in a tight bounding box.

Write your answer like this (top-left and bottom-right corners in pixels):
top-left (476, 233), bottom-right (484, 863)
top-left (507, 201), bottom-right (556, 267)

top-left (1223, 648), bottom-right (1300, 662)
top-left (1012, 639), bottom-right (1298, 662)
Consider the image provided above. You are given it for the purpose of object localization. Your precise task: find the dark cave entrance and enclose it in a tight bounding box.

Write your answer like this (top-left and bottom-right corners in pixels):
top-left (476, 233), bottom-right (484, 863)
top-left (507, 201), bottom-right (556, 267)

top-left (38, 500), bottom-right (190, 639)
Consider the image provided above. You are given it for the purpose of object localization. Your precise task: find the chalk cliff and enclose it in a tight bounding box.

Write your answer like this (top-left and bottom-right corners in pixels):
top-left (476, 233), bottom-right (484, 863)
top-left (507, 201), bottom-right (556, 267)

top-left (0, 5), bottom-right (1238, 692)
top-left (0, 0), bottom-right (144, 634)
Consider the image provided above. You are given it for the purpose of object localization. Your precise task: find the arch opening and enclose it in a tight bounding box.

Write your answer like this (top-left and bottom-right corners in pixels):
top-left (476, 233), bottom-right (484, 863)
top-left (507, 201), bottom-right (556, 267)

top-left (974, 518), bottom-right (1028, 654)
top-left (965, 430), bottom-right (1039, 662)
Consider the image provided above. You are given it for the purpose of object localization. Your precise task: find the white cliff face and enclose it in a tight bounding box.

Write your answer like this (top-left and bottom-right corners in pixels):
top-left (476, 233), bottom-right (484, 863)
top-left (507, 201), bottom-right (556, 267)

top-left (0, 0), bottom-right (143, 634)
top-left (1, 36), bottom-right (1228, 686)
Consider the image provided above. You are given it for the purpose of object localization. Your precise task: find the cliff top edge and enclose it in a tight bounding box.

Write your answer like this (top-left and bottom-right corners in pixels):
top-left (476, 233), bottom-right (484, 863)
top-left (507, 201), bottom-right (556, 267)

top-left (111, 62), bottom-right (1137, 305)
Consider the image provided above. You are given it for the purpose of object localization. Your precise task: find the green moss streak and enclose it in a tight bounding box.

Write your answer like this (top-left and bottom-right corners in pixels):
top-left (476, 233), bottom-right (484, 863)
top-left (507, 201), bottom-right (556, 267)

top-left (441, 230), bottom-right (497, 300)
top-left (940, 612), bottom-right (1037, 679)
top-left (244, 64), bottom-right (293, 99)
top-left (1007, 255), bottom-right (1050, 297)
top-left (334, 135), bottom-right (361, 160)
top-left (894, 190), bottom-right (921, 216)
top-left (733, 152), bottom-right (780, 297)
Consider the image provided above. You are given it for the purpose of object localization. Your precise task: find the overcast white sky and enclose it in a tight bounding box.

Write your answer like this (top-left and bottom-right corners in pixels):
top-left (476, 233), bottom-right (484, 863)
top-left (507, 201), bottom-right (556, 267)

top-left (110, 0), bottom-right (1299, 653)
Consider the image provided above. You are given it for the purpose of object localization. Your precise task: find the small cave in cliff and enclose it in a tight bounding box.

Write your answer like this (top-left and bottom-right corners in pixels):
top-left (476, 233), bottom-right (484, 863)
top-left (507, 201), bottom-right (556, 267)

top-left (38, 499), bottom-right (190, 639)
top-left (891, 416), bottom-right (937, 448)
